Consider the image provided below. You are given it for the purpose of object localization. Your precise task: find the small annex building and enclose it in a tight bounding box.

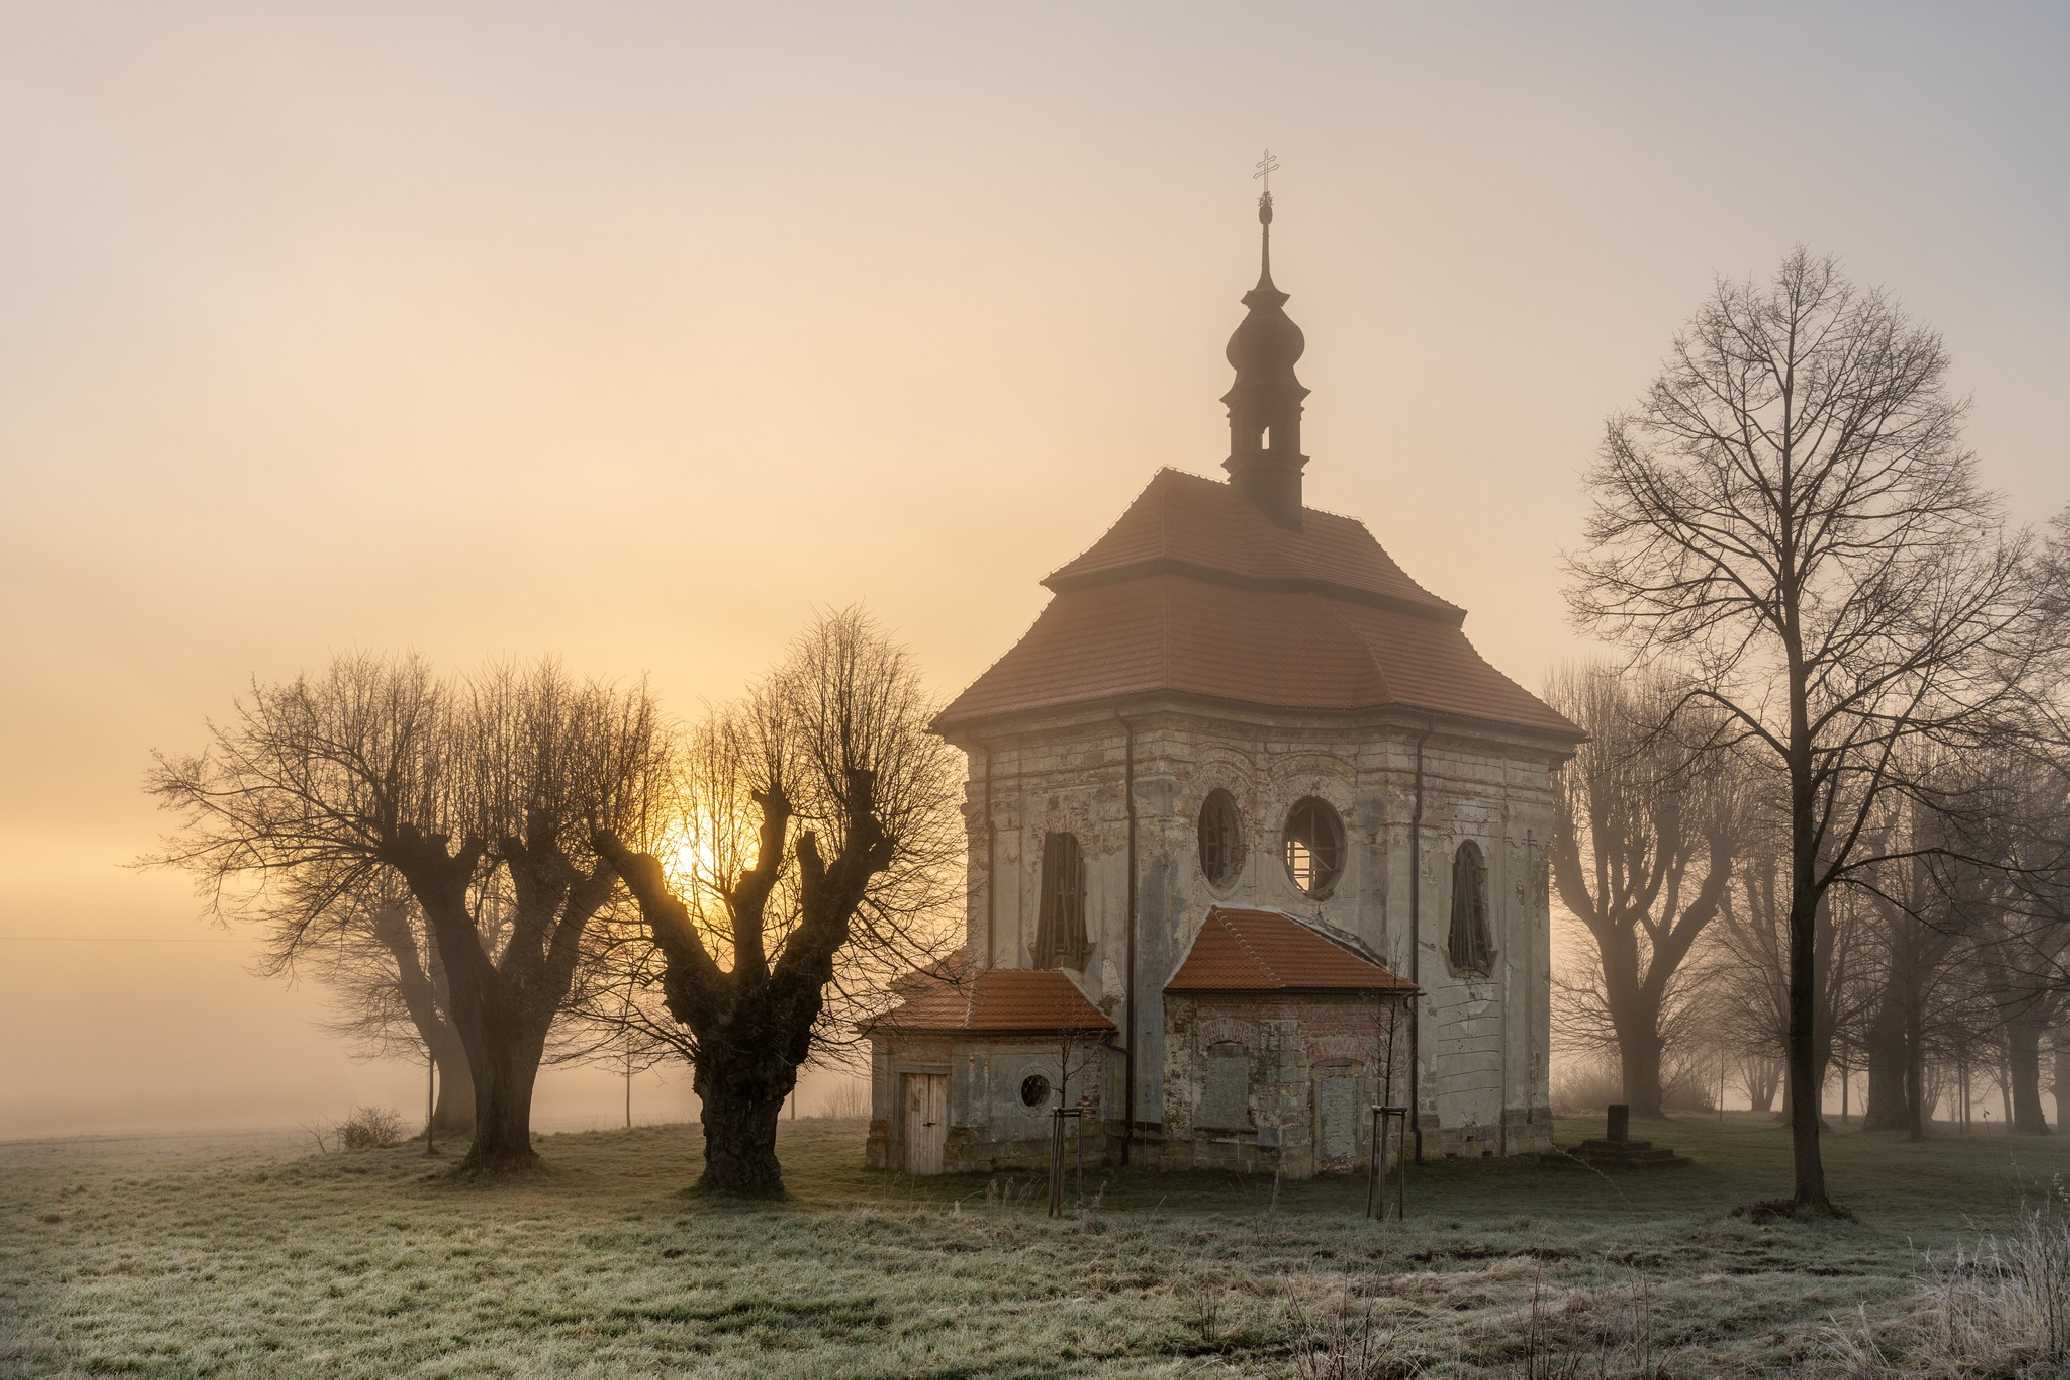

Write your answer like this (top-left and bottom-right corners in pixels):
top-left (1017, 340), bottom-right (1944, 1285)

top-left (865, 185), bottom-right (1582, 1178)
top-left (1160, 907), bottom-right (1415, 1177)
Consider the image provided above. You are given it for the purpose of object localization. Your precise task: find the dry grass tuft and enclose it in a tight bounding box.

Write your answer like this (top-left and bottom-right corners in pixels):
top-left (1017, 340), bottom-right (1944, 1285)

top-left (1821, 1174), bottom-right (2070, 1378)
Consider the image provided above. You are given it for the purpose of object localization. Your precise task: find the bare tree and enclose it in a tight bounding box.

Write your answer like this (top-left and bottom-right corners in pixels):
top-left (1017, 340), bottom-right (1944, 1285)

top-left (1739, 1056), bottom-right (1783, 1114)
top-left (1847, 742), bottom-right (2070, 1138)
top-left (1952, 753), bottom-right (2069, 1134)
top-left (1552, 956), bottom-right (1720, 1105)
top-left (1568, 248), bottom-right (2064, 1213)
top-left (1546, 663), bottom-right (1747, 1116)
top-left (1711, 833), bottom-right (1871, 1124)
top-left (1856, 812), bottom-right (1965, 1139)
top-left (300, 884), bottom-right (474, 1138)
top-left (594, 609), bottom-right (963, 1195)
top-left (147, 656), bottom-right (665, 1173)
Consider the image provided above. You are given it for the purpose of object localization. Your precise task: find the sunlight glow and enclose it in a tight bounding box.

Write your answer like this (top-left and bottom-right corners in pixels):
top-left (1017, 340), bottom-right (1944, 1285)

top-left (659, 819), bottom-right (718, 891)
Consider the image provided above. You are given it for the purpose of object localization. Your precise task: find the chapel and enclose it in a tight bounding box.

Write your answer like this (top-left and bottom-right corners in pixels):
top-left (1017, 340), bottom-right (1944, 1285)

top-left (863, 185), bottom-right (1582, 1178)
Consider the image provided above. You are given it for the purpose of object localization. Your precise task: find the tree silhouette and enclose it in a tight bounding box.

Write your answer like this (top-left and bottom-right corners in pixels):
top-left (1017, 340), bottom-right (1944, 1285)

top-left (1569, 249), bottom-right (2066, 1212)
top-left (148, 656), bottom-right (665, 1173)
top-left (594, 610), bottom-right (962, 1195)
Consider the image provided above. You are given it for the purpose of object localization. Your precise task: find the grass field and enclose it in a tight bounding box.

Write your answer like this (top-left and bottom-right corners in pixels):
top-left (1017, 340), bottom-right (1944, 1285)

top-left (5, 1113), bottom-right (2069, 1377)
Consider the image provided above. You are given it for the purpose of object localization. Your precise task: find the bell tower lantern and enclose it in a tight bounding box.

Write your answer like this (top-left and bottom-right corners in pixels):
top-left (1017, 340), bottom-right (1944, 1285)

top-left (1221, 152), bottom-right (1310, 526)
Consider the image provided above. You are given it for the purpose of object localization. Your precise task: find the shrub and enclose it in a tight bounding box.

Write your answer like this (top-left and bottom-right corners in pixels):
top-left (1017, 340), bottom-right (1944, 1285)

top-left (336, 1106), bottom-right (406, 1151)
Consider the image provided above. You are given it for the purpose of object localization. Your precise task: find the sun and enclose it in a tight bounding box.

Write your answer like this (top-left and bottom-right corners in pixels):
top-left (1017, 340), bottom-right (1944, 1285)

top-left (659, 819), bottom-right (717, 889)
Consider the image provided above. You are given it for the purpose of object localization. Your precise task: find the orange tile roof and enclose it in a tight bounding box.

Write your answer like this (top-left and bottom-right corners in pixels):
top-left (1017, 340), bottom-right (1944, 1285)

top-left (866, 962), bottom-right (1115, 1036)
top-left (936, 574), bottom-right (1576, 734)
top-left (1165, 907), bottom-right (1415, 994)
top-left (1046, 469), bottom-right (1460, 615)
top-left (936, 470), bottom-right (1579, 738)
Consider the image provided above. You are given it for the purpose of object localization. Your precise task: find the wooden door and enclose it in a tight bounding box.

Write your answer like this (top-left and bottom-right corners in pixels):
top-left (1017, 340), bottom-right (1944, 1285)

top-left (902, 1072), bottom-right (948, 1174)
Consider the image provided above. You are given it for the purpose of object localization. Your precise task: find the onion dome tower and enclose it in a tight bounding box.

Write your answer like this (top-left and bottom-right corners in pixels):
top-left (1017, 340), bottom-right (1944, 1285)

top-left (1221, 179), bottom-right (1310, 526)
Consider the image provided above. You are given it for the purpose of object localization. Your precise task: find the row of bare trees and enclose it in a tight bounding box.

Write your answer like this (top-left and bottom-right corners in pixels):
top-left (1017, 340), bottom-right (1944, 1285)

top-left (147, 611), bottom-right (963, 1191)
top-left (1552, 682), bottom-right (2068, 1136)
top-left (1560, 246), bottom-right (2070, 1215)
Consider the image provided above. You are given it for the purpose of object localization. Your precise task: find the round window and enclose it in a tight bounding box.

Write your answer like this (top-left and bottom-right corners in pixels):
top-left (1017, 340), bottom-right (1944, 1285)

top-left (1283, 796), bottom-right (1345, 897)
top-left (1019, 1073), bottom-right (1052, 1109)
top-left (1197, 788), bottom-right (1244, 887)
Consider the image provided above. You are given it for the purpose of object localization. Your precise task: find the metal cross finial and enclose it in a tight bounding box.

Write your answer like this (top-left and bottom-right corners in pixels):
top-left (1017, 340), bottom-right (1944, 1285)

top-left (1253, 148), bottom-right (1280, 195)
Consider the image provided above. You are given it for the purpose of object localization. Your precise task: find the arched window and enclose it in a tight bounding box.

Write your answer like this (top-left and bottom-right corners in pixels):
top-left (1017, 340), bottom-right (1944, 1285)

top-left (1282, 796), bottom-right (1345, 897)
top-left (1448, 840), bottom-right (1494, 975)
top-left (1035, 832), bottom-right (1088, 969)
top-left (1197, 788), bottom-right (1244, 887)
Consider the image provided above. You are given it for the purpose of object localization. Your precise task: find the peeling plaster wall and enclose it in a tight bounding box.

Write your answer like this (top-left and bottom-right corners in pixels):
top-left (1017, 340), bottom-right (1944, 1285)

top-left (942, 699), bottom-right (1563, 1164)
top-left (1158, 991), bottom-right (1412, 1178)
top-left (866, 1033), bottom-right (1113, 1173)
top-left (1406, 737), bottom-right (1560, 1155)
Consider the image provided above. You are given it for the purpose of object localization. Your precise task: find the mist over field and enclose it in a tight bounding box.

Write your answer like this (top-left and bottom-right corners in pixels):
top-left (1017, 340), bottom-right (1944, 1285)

top-left (6, 4), bottom-right (2070, 1376)
top-left (6, 0), bottom-right (2066, 1147)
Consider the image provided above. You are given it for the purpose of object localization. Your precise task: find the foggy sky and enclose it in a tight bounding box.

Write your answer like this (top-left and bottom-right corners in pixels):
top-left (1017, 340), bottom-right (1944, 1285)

top-left (3, 1), bottom-right (2066, 1137)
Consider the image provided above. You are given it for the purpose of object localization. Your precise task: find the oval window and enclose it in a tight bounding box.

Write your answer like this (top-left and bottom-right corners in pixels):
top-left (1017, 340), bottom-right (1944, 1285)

top-left (1283, 796), bottom-right (1345, 897)
top-left (1019, 1073), bottom-right (1052, 1109)
top-left (1197, 788), bottom-right (1244, 887)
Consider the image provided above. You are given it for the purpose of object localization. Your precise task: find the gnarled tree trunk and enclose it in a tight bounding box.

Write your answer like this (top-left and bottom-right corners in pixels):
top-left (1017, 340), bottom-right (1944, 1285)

top-left (431, 1039), bottom-right (475, 1137)
top-left (1861, 980), bottom-right (1911, 1132)
top-left (373, 902), bottom-right (478, 1138)
top-left (1609, 988), bottom-right (1666, 1119)
top-left (434, 940), bottom-right (546, 1172)
top-left (694, 1048), bottom-right (797, 1195)
top-left (1905, 1006), bottom-right (1929, 1140)
top-left (465, 1025), bottom-right (544, 1171)
top-left (2006, 1015), bottom-right (2051, 1134)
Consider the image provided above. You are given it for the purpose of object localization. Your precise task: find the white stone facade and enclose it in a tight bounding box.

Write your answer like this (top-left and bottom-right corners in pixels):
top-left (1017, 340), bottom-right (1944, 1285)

top-left (948, 698), bottom-right (1562, 1159)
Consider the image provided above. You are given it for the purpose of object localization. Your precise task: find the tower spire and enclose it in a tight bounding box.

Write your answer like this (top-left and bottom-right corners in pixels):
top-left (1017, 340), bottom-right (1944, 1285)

top-left (1222, 152), bottom-right (1308, 526)
top-left (1254, 148), bottom-right (1279, 287)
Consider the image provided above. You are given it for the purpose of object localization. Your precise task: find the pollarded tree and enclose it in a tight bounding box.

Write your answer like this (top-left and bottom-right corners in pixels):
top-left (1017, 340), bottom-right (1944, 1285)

top-left (1546, 663), bottom-right (1748, 1117)
top-left (593, 609), bottom-right (963, 1195)
top-left (148, 656), bottom-right (665, 1173)
top-left (1568, 248), bottom-right (2066, 1212)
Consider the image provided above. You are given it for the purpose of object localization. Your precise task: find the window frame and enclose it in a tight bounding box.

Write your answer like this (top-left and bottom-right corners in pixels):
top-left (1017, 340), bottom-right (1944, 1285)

top-left (1034, 831), bottom-right (1089, 969)
top-left (1447, 839), bottom-right (1495, 977)
top-left (1281, 795), bottom-right (1346, 898)
top-left (1196, 787), bottom-right (1245, 889)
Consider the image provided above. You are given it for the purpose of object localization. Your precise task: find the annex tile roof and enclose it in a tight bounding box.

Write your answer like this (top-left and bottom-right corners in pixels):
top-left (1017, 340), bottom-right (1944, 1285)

top-left (936, 470), bottom-right (1579, 739)
top-left (1165, 907), bottom-right (1415, 994)
top-left (866, 959), bottom-right (1115, 1036)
